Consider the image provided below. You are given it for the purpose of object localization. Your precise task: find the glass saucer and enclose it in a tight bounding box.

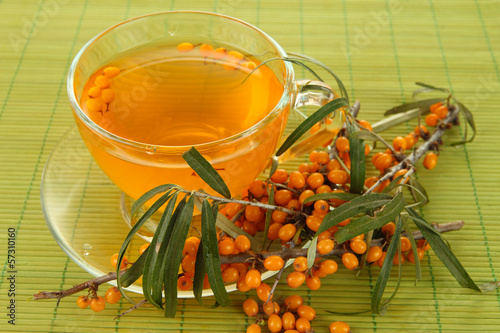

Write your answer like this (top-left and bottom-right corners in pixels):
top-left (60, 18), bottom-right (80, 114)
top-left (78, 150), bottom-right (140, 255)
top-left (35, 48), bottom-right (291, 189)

top-left (40, 126), bottom-right (234, 297)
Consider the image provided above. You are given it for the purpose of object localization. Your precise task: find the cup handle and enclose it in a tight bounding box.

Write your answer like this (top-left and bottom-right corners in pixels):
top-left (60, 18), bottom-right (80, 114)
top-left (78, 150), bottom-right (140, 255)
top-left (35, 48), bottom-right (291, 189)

top-left (277, 79), bottom-right (344, 163)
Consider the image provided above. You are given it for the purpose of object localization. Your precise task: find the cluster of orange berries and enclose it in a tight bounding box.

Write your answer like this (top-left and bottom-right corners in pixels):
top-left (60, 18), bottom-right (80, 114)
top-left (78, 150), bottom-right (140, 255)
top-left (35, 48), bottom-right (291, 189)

top-left (84, 66), bottom-right (119, 114)
top-left (243, 294), bottom-right (350, 333)
top-left (76, 286), bottom-right (122, 312)
top-left (176, 42), bottom-right (257, 72)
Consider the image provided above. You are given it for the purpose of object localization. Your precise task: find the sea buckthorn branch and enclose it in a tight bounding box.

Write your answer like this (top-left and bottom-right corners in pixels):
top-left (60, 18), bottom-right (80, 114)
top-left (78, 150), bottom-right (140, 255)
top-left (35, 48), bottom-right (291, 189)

top-left (32, 220), bottom-right (464, 302)
top-left (365, 104), bottom-right (460, 195)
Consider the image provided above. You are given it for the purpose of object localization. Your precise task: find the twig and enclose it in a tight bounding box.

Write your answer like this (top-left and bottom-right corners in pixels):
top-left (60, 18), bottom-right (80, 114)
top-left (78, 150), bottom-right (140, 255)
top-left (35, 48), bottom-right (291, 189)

top-left (366, 105), bottom-right (460, 194)
top-left (32, 221), bottom-right (464, 301)
top-left (114, 299), bottom-right (147, 320)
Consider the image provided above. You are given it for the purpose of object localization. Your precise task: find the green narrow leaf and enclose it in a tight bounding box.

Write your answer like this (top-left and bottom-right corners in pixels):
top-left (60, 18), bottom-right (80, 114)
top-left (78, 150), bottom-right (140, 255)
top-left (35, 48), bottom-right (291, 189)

top-left (372, 216), bottom-right (403, 314)
top-left (407, 208), bottom-right (482, 292)
top-left (349, 130), bottom-right (381, 141)
top-left (414, 82), bottom-right (450, 94)
top-left (121, 247), bottom-right (149, 288)
top-left (262, 186), bottom-right (275, 251)
top-left (141, 193), bottom-right (180, 308)
top-left (335, 192), bottom-right (405, 243)
top-left (201, 200), bottom-right (231, 306)
top-left (456, 102), bottom-right (476, 144)
top-left (116, 191), bottom-right (174, 305)
top-left (131, 185), bottom-right (177, 217)
top-left (402, 218), bottom-right (421, 282)
top-left (409, 175), bottom-right (430, 204)
top-left (276, 97), bottom-right (349, 156)
top-left (384, 98), bottom-right (444, 116)
top-left (307, 237), bottom-right (318, 269)
top-left (347, 120), bottom-right (365, 194)
top-left (358, 230), bottom-right (373, 270)
top-left (303, 192), bottom-right (360, 204)
top-left (182, 147), bottom-right (231, 198)
top-left (163, 195), bottom-right (195, 317)
top-left (315, 193), bottom-right (393, 237)
top-left (269, 157), bottom-right (280, 179)
top-left (193, 239), bottom-right (220, 308)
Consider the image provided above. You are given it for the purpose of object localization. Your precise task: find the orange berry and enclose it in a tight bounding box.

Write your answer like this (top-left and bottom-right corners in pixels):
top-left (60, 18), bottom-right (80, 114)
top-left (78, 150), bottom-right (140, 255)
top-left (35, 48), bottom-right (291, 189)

top-left (199, 43), bottom-right (213, 57)
top-left (222, 266), bottom-right (240, 283)
top-left (319, 259), bottom-right (338, 275)
top-left (103, 66), bottom-right (120, 78)
top-left (393, 253), bottom-right (406, 265)
top-left (293, 256), bottom-right (308, 272)
top-left (430, 101), bottom-right (443, 113)
top-left (249, 180), bottom-right (267, 198)
top-left (326, 159), bottom-right (342, 171)
top-left (366, 246), bottom-right (383, 262)
top-left (177, 42), bottom-right (194, 52)
top-left (90, 296), bottom-right (106, 312)
top-left (327, 169), bottom-right (348, 184)
top-left (263, 301), bottom-right (281, 316)
top-left (329, 321), bottom-right (350, 333)
top-left (297, 305), bottom-right (316, 321)
top-left (365, 143), bottom-right (371, 156)
top-left (212, 47), bottom-right (227, 59)
top-left (405, 133), bottom-right (418, 149)
top-left (286, 271), bottom-right (306, 288)
top-left (424, 152), bottom-right (438, 170)
top-left (219, 238), bottom-right (235, 255)
top-left (256, 282), bottom-right (272, 302)
top-left (282, 312), bottom-right (296, 331)
top-left (272, 210), bottom-right (288, 223)
top-left (400, 236), bottom-right (412, 252)
top-left (306, 274), bottom-right (321, 290)
top-left (267, 223), bottom-right (282, 240)
top-left (381, 222), bottom-right (396, 236)
top-left (264, 255), bottom-right (285, 271)
top-left (313, 199), bottom-right (329, 215)
top-left (181, 255), bottom-right (196, 273)
top-left (242, 219), bottom-right (258, 236)
top-left (299, 190), bottom-right (315, 206)
top-left (407, 248), bottom-right (425, 263)
top-left (315, 151), bottom-right (330, 165)
top-left (418, 239), bottom-right (432, 251)
top-left (95, 75), bottom-right (111, 88)
top-left (85, 98), bottom-right (103, 113)
top-left (177, 275), bottom-right (193, 290)
top-left (274, 189), bottom-right (293, 206)
top-left (110, 253), bottom-right (128, 269)
top-left (316, 184), bottom-right (332, 194)
top-left (225, 202), bottom-right (243, 218)
top-left (350, 239), bottom-right (367, 254)
top-left (415, 125), bottom-right (429, 136)
top-left (306, 172), bottom-right (324, 189)
top-left (377, 252), bottom-right (387, 268)
top-left (88, 86), bottom-right (101, 98)
top-left (393, 136), bottom-right (407, 152)
top-left (101, 88), bottom-right (115, 103)
top-left (358, 119), bottom-right (373, 131)
top-left (336, 137), bottom-right (350, 153)
top-left (295, 317), bottom-right (311, 332)
top-left (434, 105), bottom-right (449, 119)
top-left (374, 153), bottom-right (393, 170)
top-left (243, 298), bottom-right (259, 317)
top-left (289, 171), bottom-right (306, 189)
top-left (317, 239), bottom-right (334, 255)
top-left (309, 150), bottom-right (319, 162)
top-left (425, 113), bottom-right (439, 127)
top-left (298, 163), bottom-right (311, 173)
top-left (245, 269), bottom-right (261, 289)
top-left (76, 295), bottom-right (90, 309)
top-left (318, 230), bottom-right (332, 241)
top-left (268, 314), bottom-right (283, 332)
top-left (338, 217), bottom-right (350, 227)
top-left (287, 199), bottom-right (301, 211)
top-left (342, 252), bottom-right (359, 270)
top-left (246, 324), bottom-right (261, 333)
top-left (393, 168), bottom-right (409, 184)
top-left (139, 243), bottom-right (150, 255)
top-left (278, 223), bottom-right (297, 242)
top-left (284, 295), bottom-right (303, 311)
top-left (271, 169), bottom-right (289, 184)
top-left (306, 215), bottom-right (322, 232)
top-left (237, 277), bottom-right (251, 292)
top-left (235, 235), bottom-right (251, 253)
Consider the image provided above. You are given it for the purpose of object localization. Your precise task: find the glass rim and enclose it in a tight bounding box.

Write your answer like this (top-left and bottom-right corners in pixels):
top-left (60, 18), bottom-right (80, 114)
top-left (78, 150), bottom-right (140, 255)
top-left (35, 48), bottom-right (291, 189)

top-left (67, 10), bottom-right (294, 152)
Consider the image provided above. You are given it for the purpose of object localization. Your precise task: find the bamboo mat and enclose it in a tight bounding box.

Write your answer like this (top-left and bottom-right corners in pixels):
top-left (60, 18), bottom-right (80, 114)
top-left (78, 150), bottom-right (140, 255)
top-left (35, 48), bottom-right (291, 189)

top-left (1, 0), bottom-right (500, 332)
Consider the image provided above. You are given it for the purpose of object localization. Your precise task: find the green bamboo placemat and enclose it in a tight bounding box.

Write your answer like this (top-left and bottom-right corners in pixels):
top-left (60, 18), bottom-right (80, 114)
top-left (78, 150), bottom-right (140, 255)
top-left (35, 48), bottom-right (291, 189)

top-left (1, 0), bottom-right (500, 332)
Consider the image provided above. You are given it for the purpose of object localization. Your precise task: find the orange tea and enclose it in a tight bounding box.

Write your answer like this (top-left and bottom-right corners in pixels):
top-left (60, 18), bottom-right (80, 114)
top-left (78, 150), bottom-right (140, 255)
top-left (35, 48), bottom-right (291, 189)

top-left (75, 43), bottom-right (287, 200)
